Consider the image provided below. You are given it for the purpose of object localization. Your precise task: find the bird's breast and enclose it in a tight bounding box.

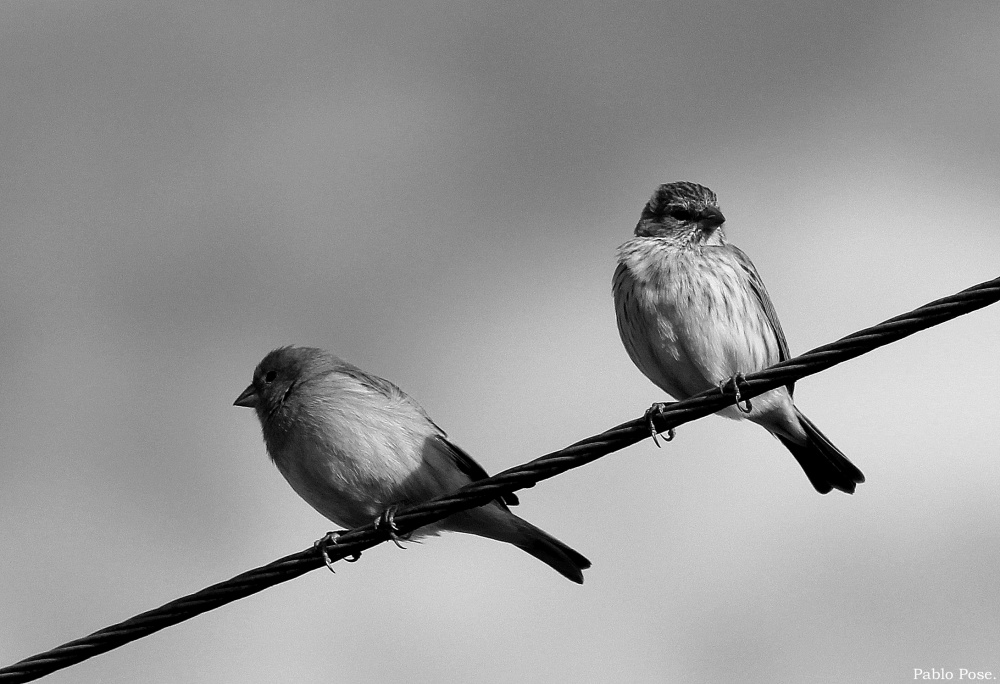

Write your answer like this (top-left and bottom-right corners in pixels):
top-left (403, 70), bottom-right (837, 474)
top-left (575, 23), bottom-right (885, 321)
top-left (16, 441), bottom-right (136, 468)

top-left (614, 240), bottom-right (781, 398)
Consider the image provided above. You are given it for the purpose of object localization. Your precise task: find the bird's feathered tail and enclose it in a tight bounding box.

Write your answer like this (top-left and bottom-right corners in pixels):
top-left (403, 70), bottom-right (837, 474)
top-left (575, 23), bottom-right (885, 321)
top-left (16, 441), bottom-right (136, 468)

top-left (506, 516), bottom-right (592, 584)
top-left (444, 505), bottom-right (591, 583)
top-left (776, 409), bottom-right (865, 495)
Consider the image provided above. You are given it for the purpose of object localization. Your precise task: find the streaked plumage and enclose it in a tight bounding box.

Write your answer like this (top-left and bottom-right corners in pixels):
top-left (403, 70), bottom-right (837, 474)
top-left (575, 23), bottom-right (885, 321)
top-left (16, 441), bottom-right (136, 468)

top-left (612, 182), bottom-right (864, 494)
top-left (235, 346), bottom-right (591, 582)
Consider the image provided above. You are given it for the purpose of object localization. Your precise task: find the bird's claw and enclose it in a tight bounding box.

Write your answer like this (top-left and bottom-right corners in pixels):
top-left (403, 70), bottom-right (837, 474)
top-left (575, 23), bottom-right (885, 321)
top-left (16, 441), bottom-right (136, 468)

top-left (314, 531), bottom-right (361, 574)
top-left (644, 403), bottom-right (675, 448)
top-left (375, 505), bottom-right (409, 549)
top-left (721, 373), bottom-right (753, 414)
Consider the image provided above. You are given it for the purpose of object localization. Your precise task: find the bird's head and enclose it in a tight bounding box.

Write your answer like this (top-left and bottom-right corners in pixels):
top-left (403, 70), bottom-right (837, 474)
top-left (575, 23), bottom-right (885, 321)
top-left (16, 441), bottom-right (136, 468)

top-left (634, 181), bottom-right (726, 244)
top-left (233, 346), bottom-right (330, 421)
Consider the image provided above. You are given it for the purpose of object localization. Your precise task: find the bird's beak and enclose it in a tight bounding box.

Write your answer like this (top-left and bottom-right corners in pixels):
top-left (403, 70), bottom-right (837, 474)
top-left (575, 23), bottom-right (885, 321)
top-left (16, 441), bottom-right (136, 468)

top-left (233, 384), bottom-right (259, 408)
top-left (699, 206), bottom-right (726, 230)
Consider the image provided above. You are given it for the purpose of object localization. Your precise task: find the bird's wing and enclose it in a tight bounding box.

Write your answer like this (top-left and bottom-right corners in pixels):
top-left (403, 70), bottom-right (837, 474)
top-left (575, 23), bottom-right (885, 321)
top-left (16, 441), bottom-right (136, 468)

top-left (729, 245), bottom-right (794, 395)
top-left (335, 361), bottom-right (439, 420)
top-left (337, 361), bottom-right (519, 507)
top-left (436, 436), bottom-right (519, 508)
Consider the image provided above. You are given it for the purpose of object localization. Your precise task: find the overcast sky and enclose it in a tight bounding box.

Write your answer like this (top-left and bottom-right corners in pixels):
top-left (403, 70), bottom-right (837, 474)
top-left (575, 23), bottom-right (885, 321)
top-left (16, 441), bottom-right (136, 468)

top-left (1, 2), bottom-right (999, 682)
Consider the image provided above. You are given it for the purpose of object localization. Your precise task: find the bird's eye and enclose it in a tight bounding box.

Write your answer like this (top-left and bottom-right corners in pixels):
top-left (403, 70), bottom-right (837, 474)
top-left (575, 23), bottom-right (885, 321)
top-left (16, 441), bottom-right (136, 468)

top-left (264, 370), bottom-right (277, 383)
top-left (667, 206), bottom-right (696, 221)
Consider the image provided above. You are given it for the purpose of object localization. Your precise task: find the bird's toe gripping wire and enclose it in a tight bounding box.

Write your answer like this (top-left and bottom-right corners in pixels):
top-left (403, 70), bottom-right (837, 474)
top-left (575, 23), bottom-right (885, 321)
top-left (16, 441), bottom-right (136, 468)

top-left (721, 373), bottom-right (753, 414)
top-left (375, 505), bottom-right (410, 549)
top-left (643, 402), bottom-right (675, 448)
top-left (314, 531), bottom-right (362, 574)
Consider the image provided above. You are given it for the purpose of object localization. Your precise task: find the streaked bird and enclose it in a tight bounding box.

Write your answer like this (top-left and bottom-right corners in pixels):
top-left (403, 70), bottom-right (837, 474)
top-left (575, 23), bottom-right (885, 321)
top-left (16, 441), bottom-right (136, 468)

top-left (235, 346), bottom-right (591, 582)
top-left (612, 181), bottom-right (864, 494)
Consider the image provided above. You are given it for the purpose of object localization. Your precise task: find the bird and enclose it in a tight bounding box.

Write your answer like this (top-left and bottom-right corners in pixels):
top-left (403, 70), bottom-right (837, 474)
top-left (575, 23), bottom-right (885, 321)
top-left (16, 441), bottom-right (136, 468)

top-left (234, 346), bottom-right (591, 582)
top-left (612, 181), bottom-right (864, 494)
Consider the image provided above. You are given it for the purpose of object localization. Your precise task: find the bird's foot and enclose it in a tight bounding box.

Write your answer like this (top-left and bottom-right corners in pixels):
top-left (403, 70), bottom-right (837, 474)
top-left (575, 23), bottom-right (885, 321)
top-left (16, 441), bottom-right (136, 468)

top-left (644, 402), bottom-right (676, 448)
top-left (375, 505), bottom-right (410, 549)
top-left (313, 530), bottom-right (361, 574)
top-left (720, 373), bottom-right (753, 414)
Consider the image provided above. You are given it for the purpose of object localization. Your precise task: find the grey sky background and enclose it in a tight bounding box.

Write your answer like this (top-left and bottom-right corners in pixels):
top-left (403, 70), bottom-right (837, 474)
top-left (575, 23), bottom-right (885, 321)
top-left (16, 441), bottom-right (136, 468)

top-left (1, 2), bottom-right (999, 682)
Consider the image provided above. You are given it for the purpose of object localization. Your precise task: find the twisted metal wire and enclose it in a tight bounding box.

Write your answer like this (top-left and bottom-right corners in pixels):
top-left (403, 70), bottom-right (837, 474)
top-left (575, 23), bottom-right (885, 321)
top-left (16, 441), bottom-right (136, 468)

top-left (2, 275), bottom-right (998, 683)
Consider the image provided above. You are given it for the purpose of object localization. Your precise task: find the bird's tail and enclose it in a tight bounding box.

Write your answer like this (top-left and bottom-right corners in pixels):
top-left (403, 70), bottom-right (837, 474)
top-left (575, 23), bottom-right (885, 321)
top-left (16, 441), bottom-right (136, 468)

top-left (776, 409), bottom-right (865, 495)
top-left (506, 516), bottom-right (592, 584)
top-left (445, 505), bottom-right (591, 583)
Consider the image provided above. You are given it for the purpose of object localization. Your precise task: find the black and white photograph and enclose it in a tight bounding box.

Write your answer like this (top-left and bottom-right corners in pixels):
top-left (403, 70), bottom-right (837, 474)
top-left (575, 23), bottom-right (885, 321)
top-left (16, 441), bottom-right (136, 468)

top-left (1, 2), bottom-right (998, 682)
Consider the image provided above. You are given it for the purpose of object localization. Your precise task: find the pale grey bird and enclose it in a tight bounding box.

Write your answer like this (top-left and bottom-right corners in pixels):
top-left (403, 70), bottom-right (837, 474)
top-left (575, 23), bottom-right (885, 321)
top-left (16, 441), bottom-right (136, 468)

top-left (612, 181), bottom-right (864, 494)
top-left (234, 346), bottom-right (590, 582)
